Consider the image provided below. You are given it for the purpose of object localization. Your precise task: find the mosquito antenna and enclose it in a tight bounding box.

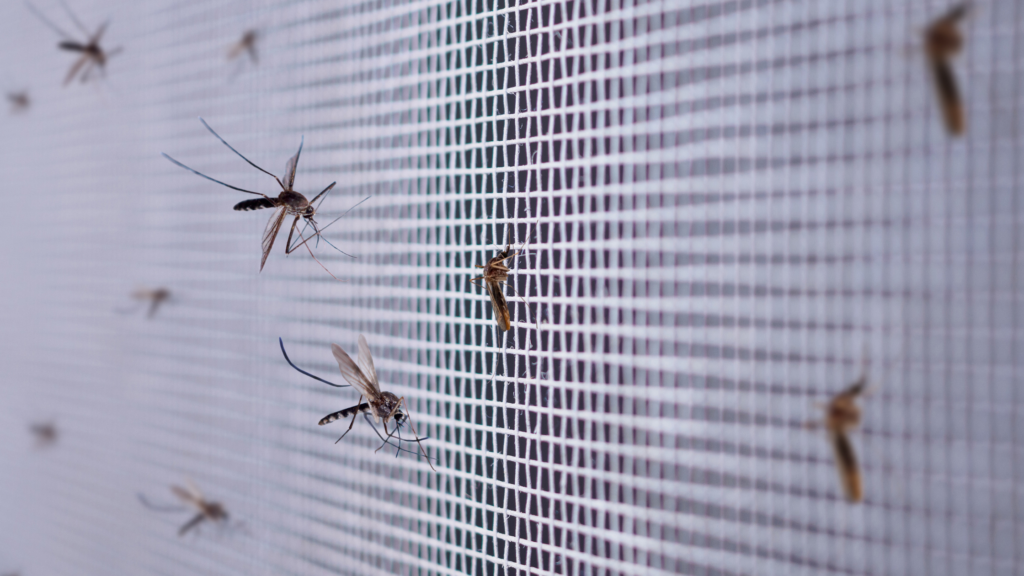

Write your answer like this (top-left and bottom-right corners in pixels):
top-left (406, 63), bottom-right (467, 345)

top-left (317, 234), bottom-right (357, 259)
top-left (296, 227), bottom-right (345, 282)
top-left (137, 493), bottom-right (187, 513)
top-left (278, 338), bottom-right (349, 388)
top-left (161, 153), bottom-right (268, 197)
top-left (198, 117), bottom-right (285, 189)
top-left (25, 1), bottom-right (74, 39)
top-left (56, 0), bottom-right (90, 37)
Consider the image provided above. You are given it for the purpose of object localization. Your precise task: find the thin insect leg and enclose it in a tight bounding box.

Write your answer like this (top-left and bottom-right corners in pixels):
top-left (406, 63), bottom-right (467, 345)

top-left (137, 493), bottom-right (188, 513)
top-left (24, 1), bottom-right (75, 40)
top-left (161, 153), bottom-right (269, 197)
top-left (334, 395), bottom-right (363, 444)
top-left (291, 194), bottom-right (373, 242)
top-left (278, 338), bottom-right (349, 388)
top-left (56, 0), bottom-right (90, 37)
top-left (283, 215), bottom-right (301, 255)
top-left (307, 181), bottom-right (337, 206)
top-left (363, 414), bottom-right (422, 457)
top-left (197, 117), bottom-right (286, 190)
top-left (296, 226), bottom-right (344, 283)
top-left (400, 404), bottom-right (436, 471)
top-left (374, 401), bottom-right (406, 453)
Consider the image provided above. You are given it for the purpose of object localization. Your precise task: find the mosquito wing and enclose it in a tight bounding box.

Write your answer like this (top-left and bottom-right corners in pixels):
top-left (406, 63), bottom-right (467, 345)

top-left (829, 430), bottom-right (863, 502)
top-left (89, 20), bottom-right (109, 45)
top-left (170, 485), bottom-right (202, 509)
top-left (282, 137), bottom-right (303, 191)
top-left (486, 280), bottom-right (510, 331)
top-left (260, 206), bottom-right (287, 271)
top-left (332, 342), bottom-right (379, 400)
top-left (932, 59), bottom-right (965, 135)
top-left (356, 334), bottom-right (379, 392)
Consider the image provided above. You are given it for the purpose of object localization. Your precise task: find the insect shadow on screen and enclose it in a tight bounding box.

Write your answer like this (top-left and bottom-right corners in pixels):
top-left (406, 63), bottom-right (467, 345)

top-left (279, 338), bottom-right (436, 467)
top-left (24, 0), bottom-right (122, 86)
top-left (162, 118), bottom-right (367, 280)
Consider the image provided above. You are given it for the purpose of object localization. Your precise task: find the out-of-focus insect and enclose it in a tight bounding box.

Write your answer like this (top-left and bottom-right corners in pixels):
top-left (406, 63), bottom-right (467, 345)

top-left (808, 373), bottom-right (871, 502)
top-left (163, 118), bottom-right (356, 278)
top-left (7, 91), bottom-right (29, 113)
top-left (138, 480), bottom-right (229, 537)
top-left (228, 30), bottom-right (258, 64)
top-left (279, 336), bottom-right (434, 470)
top-left (130, 287), bottom-right (171, 318)
top-left (25, 0), bottom-right (122, 86)
top-left (30, 422), bottom-right (57, 448)
top-left (470, 232), bottom-right (520, 331)
top-left (924, 4), bottom-right (969, 135)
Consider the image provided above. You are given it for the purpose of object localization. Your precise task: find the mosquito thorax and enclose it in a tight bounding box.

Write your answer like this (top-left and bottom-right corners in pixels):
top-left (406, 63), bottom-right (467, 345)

top-left (278, 190), bottom-right (310, 213)
top-left (375, 392), bottom-right (402, 422)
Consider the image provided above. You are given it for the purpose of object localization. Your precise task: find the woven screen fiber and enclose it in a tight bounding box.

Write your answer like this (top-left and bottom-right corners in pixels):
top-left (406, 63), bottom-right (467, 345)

top-left (0, 0), bottom-right (1022, 574)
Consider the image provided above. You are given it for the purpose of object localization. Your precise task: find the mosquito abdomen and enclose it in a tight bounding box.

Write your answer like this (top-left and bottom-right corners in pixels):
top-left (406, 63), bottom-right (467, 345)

top-left (234, 198), bottom-right (276, 211)
top-left (318, 403), bottom-right (369, 425)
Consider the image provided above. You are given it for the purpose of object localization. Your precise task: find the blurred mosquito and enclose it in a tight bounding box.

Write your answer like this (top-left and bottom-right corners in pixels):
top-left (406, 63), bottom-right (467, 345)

top-left (118, 287), bottom-right (171, 318)
top-left (807, 370), bottom-right (872, 502)
top-left (925, 4), bottom-right (969, 135)
top-left (30, 422), bottom-right (57, 448)
top-left (228, 29), bottom-right (258, 64)
top-left (470, 231), bottom-right (522, 331)
top-left (138, 480), bottom-right (229, 537)
top-left (163, 118), bottom-right (363, 279)
top-left (25, 0), bottom-right (122, 85)
top-left (279, 337), bottom-right (434, 469)
top-left (7, 91), bottom-right (29, 113)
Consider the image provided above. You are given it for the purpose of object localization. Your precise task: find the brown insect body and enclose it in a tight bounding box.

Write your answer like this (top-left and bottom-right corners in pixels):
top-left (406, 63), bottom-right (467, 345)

top-left (132, 287), bottom-right (171, 318)
top-left (228, 30), bottom-right (259, 64)
top-left (164, 118), bottom-right (337, 272)
top-left (170, 482), bottom-right (228, 537)
top-left (30, 422), bottom-right (57, 448)
top-left (7, 92), bottom-right (30, 113)
top-left (470, 241), bottom-right (517, 331)
top-left (816, 375), bottom-right (869, 502)
top-left (925, 4), bottom-right (968, 134)
top-left (26, 3), bottom-right (121, 85)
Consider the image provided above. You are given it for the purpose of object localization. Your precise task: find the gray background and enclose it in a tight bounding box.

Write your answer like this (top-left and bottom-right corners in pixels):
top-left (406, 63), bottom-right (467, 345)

top-left (0, 0), bottom-right (1022, 574)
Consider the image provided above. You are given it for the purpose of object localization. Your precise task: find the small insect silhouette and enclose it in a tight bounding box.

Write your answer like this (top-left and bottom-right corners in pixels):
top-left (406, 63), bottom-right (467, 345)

top-left (228, 30), bottom-right (258, 64)
top-left (279, 337), bottom-right (434, 469)
top-left (30, 422), bottom-right (57, 448)
top-left (25, 0), bottom-right (122, 85)
top-left (7, 91), bottom-right (30, 113)
top-left (924, 4), bottom-right (969, 135)
top-left (808, 372), bottom-right (871, 502)
top-left (130, 287), bottom-right (171, 318)
top-left (139, 480), bottom-right (229, 537)
top-left (470, 233), bottom-right (520, 331)
top-left (163, 118), bottom-right (356, 277)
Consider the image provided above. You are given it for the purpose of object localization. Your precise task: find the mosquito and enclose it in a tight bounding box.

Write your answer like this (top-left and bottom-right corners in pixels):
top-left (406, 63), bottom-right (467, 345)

top-left (128, 287), bottom-right (171, 318)
top-left (30, 422), bottom-right (57, 448)
top-left (7, 91), bottom-right (29, 113)
top-left (925, 3), bottom-right (969, 135)
top-left (228, 30), bottom-right (259, 64)
top-left (163, 118), bottom-right (356, 278)
top-left (808, 372), bottom-right (871, 502)
top-left (279, 336), bottom-right (434, 469)
top-left (470, 232), bottom-right (521, 331)
top-left (25, 0), bottom-right (122, 86)
top-left (138, 480), bottom-right (229, 537)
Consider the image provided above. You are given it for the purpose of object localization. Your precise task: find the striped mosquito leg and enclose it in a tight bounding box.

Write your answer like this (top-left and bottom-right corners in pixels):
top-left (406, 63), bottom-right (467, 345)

top-left (319, 403), bottom-right (369, 426)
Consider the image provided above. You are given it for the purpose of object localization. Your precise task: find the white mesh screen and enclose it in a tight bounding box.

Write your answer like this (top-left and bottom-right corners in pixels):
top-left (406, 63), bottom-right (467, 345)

top-left (1, 0), bottom-right (1022, 575)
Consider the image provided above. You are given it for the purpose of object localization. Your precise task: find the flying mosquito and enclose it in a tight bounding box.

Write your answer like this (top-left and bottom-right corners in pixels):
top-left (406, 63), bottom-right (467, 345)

top-left (228, 29), bottom-right (259, 64)
top-left (138, 480), bottom-right (229, 537)
top-left (470, 232), bottom-right (521, 331)
top-left (163, 118), bottom-right (360, 278)
top-left (924, 3), bottom-right (969, 135)
top-left (30, 421), bottom-right (57, 448)
top-left (25, 0), bottom-right (122, 86)
top-left (7, 91), bottom-right (30, 113)
top-left (808, 372), bottom-right (871, 502)
top-left (279, 337), bottom-right (434, 469)
top-left (128, 287), bottom-right (171, 318)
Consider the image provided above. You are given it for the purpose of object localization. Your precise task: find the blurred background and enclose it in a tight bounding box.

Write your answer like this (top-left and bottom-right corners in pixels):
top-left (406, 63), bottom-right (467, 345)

top-left (1, 0), bottom-right (1023, 574)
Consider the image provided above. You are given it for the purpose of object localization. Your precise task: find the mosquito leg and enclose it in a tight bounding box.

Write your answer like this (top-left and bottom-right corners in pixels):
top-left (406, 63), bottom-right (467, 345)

top-left (400, 404), bottom-right (436, 472)
top-left (283, 215), bottom-right (301, 255)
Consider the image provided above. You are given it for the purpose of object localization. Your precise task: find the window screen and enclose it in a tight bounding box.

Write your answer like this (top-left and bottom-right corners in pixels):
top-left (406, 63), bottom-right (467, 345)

top-left (1, 0), bottom-right (1022, 575)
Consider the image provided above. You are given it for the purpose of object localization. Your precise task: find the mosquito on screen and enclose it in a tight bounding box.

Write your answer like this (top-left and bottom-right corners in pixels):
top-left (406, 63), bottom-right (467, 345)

top-left (25, 0), bottom-right (122, 85)
top-left (470, 231), bottom-right (521, 331)
top-left (279, 336), bottom-right (434, 469)
top-left (127, 287), bottom-right (171, 318)
top-left (924, 3), bottom-right (969, 135)
top-left (138, 480), bottom-right (229, 537)
top-left (7, 91), bottom-right (29, 113)
top-left (807, 372), bottom-right (871, 502)
top-left (29, 422), bottom-right (57, 448)
top-left (228, 30), bottom-right (259, 64)
top-left (163, 118), bottom-right (361, 279)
